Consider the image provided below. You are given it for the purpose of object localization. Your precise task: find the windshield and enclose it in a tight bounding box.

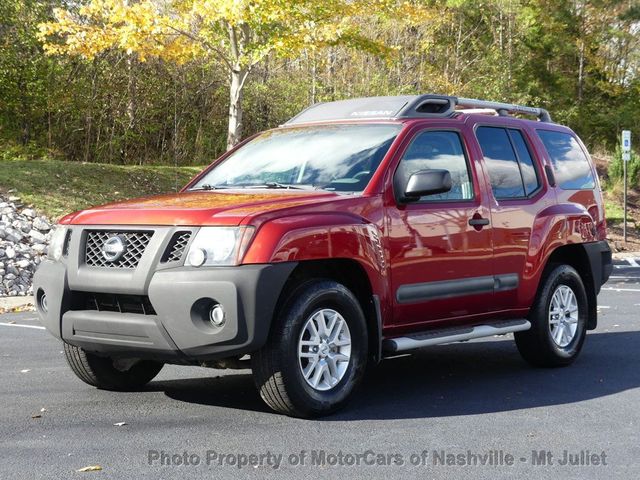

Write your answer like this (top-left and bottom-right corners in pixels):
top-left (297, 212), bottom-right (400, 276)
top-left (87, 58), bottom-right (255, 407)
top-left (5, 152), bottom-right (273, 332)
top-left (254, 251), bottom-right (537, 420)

top-left (191, 124), bottom-right (402, 193)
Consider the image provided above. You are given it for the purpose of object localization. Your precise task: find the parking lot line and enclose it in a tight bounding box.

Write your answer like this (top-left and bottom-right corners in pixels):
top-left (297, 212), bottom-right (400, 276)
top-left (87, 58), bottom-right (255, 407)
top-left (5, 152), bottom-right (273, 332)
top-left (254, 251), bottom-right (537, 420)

top-left (602, 287), bottom-right (640, 292)
top-left (0, 323), bottom-right (45, 330)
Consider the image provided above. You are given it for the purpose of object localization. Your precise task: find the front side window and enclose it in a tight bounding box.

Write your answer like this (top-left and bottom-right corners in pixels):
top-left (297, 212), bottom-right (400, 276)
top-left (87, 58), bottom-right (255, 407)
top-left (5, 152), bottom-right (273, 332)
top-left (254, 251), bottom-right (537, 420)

top-left (395, 131), bottom-right (474, 202)
top-left (476, 126), bottom-right (541, 199)
top-left (191, 124), bottom-right (402, 193)
top-left (537, 130), bottom-right (595, 190)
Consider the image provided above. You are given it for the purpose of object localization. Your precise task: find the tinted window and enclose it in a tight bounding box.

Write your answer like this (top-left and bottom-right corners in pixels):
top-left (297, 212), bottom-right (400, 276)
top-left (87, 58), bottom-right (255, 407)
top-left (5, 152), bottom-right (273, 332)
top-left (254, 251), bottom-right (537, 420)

top-left (476, 127), bottom-right (525, 198)
top-left (509, 129), bottom-right (539, 195)
top-left (537, 130), bottom-right (595, 190)
top-left (396, 131), bottom-right (473, 201)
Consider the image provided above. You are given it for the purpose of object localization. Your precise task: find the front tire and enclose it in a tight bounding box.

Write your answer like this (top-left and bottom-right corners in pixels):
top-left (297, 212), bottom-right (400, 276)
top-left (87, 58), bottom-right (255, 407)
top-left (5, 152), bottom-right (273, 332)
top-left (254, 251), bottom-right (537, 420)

top-left (63, 343), bottom-right (164, 391)
top-left (252, 279), bottom-right (368, 418)
top-left (515, 264), bottom-right (588, 367)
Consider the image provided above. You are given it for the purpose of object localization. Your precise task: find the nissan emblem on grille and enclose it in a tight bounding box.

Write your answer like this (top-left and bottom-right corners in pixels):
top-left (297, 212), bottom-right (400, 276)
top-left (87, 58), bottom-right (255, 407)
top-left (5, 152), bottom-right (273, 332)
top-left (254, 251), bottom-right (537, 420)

top-left (102, 235), bottom-right (127, 262)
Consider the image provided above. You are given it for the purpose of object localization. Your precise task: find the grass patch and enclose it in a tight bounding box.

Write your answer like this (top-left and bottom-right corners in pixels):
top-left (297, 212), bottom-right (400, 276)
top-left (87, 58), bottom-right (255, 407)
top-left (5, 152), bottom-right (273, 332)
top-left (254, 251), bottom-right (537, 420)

top-left (604, 198), bottom-right (625, 224)
top-left (0, 157), bottom-right (203, 220)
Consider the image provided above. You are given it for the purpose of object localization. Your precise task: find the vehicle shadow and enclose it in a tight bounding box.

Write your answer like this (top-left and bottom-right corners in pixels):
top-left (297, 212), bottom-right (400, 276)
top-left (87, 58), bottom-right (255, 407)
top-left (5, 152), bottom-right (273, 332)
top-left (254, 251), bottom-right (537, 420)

top-left (154, 330), bottom-right (640, 421)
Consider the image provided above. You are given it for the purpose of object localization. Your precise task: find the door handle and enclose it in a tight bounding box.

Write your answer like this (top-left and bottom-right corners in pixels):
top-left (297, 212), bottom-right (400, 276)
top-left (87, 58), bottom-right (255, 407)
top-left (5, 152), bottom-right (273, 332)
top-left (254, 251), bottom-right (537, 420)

top-left (468, 217), bottom-right (490, 227)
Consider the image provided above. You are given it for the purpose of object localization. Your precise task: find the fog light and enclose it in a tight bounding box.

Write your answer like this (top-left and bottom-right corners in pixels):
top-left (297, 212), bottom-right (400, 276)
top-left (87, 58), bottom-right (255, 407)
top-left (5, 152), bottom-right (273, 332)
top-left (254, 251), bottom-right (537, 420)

top-left (209, 304), bottom-right (225, 327)
top-left (187, 248), bottom-right (206, 267)
top-left (39, 293), bottom-right (48, 313)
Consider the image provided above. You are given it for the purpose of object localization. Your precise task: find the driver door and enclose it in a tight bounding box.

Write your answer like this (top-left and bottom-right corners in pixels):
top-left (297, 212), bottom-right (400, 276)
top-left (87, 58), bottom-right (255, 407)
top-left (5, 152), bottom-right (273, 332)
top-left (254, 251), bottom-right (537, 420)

top-left (386, 128), bottom-right (494, 328)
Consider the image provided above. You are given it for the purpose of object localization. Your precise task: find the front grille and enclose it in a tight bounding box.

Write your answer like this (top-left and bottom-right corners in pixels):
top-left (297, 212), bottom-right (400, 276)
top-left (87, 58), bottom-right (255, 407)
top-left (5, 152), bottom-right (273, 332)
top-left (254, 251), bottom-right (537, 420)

top-left (161, 231), bottom-right (192, 263)
top-left (71, 291), bottom-right (157, 315)
top-left (85, 231), bottom-right (152, 268)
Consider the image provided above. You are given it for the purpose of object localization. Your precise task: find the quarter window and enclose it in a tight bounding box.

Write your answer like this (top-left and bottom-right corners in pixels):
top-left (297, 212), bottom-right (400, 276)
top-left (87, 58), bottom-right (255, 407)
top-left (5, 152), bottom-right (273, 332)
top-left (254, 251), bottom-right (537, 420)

top-left (537, 130), bottom-right (595, 190)
top-left (476, 126), bottom-right (541, 199)
top-left (395, 131), bottom-right (473, 201)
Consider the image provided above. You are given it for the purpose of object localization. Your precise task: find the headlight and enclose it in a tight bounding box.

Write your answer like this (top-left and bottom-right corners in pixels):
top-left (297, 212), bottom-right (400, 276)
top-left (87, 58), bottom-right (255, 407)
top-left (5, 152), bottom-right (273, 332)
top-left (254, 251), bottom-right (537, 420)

top-left (47, 226), bottom-right (67, 261)
top-left (185, 227), bottom-right (254, 267)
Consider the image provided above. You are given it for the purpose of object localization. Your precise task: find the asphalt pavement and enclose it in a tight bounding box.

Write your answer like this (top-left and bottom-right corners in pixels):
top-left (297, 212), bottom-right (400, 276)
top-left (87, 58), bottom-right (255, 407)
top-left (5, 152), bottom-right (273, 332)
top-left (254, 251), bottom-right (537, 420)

top-left (1, 258), bottom-right (640, 479)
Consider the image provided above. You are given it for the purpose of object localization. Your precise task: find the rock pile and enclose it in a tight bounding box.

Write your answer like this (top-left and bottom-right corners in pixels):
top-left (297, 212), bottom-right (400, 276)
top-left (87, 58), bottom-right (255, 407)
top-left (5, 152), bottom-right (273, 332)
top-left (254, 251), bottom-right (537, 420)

top-left (0, 194), bottom-right (52, 297)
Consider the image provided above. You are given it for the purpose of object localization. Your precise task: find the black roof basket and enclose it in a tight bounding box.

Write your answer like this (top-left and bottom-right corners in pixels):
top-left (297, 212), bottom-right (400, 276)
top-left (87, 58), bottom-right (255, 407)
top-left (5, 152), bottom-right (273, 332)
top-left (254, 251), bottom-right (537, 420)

top-left (284, 94), bottom-right (552, 125)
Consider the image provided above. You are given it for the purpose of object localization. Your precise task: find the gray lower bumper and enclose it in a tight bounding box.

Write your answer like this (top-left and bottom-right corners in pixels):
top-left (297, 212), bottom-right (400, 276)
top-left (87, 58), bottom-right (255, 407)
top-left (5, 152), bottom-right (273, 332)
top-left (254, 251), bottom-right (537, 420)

top-left (33, 261), bottom-right (296, 362)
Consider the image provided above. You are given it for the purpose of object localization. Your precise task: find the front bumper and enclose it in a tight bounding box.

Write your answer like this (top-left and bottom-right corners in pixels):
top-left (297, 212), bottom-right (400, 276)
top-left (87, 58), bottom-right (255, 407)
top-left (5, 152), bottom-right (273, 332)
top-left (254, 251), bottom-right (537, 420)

top-left (33, 259), bottom-right (296, 362)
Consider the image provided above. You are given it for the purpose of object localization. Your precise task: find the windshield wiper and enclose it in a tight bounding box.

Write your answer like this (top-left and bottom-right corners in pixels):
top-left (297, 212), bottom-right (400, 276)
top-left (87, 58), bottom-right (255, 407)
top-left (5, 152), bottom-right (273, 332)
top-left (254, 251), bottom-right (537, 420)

top-left (263, 182), bottom-right (305, 190)
top-left (191, 182), bottom-right (310, 191)
top-left (189, 184), bottom-right (233, 191)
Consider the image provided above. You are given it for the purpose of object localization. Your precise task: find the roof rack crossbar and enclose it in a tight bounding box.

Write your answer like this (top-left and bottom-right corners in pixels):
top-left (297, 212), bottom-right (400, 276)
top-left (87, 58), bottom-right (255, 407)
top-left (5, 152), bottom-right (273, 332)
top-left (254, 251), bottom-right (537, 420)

top-left (454, 97), bottom-right (552, 122)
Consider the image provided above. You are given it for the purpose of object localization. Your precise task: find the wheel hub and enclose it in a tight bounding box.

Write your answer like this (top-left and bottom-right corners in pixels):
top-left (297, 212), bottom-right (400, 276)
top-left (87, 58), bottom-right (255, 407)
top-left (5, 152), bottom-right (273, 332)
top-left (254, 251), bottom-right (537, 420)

top-left (548, 284), bottom-right (579, 348)
top-left (297, 308), bottom-right (352, 391)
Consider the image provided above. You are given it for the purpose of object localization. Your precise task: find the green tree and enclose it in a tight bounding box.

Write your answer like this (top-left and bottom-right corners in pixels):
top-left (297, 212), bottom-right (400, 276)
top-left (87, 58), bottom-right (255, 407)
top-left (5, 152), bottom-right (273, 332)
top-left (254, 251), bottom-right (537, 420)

top-left (39, 0), bottom-right (424, 150)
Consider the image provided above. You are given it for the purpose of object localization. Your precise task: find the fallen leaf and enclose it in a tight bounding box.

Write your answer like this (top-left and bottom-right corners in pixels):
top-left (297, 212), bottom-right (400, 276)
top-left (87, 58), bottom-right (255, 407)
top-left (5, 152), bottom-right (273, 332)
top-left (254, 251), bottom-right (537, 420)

top-left (20, 369), bottom-right (31, 373)
top-left (40, 408), bottom-right (47, 413)
top-left (31, 414), bottom-right (42, 419)
top-left (8, 320), bottom-right (16, 324)
top-left (113, 422), bottom-right (127, 427)
top-left (76, 465), bottom-right (102, 472)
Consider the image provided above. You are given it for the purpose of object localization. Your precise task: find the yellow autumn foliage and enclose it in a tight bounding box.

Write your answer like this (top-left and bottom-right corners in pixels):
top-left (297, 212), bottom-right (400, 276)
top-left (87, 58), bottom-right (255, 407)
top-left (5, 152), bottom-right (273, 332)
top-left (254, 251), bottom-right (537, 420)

top-left (38, 0), bottom-right (432, 68)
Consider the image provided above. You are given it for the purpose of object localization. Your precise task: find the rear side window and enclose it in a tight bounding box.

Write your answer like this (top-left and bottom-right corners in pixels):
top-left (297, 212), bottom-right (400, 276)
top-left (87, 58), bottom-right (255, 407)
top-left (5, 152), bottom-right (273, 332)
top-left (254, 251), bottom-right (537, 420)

top-left (396, 131), bottom-right (473, 201)
top-left (537, 130), bottom-right (595, 190)
top-left (476, 126), bottom-right (540, 199)
top-left (509, 130), bottom-right (539, 195)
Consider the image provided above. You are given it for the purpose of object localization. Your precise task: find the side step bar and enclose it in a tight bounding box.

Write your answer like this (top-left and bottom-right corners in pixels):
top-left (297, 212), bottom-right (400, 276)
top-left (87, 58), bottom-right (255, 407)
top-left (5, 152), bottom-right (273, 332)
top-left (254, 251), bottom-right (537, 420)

top-left (383, 319), bottom-right (531, 353)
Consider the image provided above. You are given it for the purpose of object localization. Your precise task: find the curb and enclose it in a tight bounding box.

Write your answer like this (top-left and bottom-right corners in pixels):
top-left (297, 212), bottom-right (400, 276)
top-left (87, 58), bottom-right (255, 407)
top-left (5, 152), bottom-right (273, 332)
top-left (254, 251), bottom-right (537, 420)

top-left (0, 296), bottom-right (35, 313)
top-left (611, 251), bottom-right (640, 260)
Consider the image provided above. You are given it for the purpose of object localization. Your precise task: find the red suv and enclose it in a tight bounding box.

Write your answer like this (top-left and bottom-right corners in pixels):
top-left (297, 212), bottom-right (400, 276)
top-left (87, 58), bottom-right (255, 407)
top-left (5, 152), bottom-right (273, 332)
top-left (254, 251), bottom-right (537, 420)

top-left (34, 95), bottom-right (612, 417)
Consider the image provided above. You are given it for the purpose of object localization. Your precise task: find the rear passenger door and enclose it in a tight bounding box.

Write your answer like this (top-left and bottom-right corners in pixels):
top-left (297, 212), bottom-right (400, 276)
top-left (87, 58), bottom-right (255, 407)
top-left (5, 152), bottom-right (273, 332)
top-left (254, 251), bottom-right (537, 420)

top-left (475, 125), bottom-right (550, 313)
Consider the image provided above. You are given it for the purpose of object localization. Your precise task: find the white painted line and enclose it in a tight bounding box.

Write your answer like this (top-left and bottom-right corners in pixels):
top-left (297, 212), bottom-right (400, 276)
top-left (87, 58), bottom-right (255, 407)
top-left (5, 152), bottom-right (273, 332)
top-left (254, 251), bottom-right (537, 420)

top-left (602, 287), bottom-right (640, 293)
top-left (628, 258), bottom-right (640, 267)
top-left (0, 323), bottom-right (45, 330)
top-left (609, 275), bottom-right (638, 279)
top-left (597, 306), bottom-right (610, 309)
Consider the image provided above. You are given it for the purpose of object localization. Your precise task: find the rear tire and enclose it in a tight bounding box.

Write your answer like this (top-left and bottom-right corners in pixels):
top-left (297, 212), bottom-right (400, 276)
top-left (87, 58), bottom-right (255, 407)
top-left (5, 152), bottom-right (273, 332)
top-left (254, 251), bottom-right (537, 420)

top-left (63, 343), bottom-right (164, 391)
top-left (252, 279), bottom-right (368, 418)
top-left (515, 264), bottom-right (588, 367)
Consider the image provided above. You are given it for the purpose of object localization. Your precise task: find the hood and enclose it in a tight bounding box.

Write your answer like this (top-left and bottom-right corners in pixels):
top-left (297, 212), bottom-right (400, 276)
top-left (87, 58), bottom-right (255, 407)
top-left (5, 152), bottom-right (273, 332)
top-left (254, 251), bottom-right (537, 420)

top-left (65, 190), bottom-right (339, 226)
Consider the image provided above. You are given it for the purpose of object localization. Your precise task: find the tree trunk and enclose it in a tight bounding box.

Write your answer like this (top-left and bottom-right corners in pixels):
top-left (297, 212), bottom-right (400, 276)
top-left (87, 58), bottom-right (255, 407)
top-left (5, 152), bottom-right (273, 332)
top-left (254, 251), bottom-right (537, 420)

top-left (226, 67), bottom-right (246, 150)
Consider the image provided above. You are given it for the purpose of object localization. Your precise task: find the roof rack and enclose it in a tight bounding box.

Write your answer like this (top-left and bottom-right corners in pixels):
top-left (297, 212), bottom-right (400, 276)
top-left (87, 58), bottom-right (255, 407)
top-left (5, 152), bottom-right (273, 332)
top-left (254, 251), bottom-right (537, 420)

top-left (454, 97), bottom-right (552, 123)
top-left (284, 94), bottom-right (552, 125)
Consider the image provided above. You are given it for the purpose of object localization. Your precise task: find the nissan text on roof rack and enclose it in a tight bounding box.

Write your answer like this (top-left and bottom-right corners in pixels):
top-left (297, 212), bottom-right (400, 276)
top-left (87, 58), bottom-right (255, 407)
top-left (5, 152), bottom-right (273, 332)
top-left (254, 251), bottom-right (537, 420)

top-left (34, 94), bottom-right (612, 417)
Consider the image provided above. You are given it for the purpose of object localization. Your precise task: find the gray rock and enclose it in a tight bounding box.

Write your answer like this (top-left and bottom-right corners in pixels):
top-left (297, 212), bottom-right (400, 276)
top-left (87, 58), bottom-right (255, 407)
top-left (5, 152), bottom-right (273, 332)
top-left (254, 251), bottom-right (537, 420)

top-left (33, 217), bottom-right (51, 231)
top-left (16, 259), bottom-right (30, 269)
top-left (0, 194), bottom-right (52, 297)
top-left (29, 230), bottom-right (46, 243)
top-left (5, 228), bottom-right (23, 243)
top-left (32, 244), bottom-right (47, 254)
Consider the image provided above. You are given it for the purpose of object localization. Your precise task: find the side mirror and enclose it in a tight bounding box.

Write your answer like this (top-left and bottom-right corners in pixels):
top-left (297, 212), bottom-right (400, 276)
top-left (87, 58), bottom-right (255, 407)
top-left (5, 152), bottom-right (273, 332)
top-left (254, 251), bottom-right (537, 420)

top-left (402, 169), bottom-right (452, 202)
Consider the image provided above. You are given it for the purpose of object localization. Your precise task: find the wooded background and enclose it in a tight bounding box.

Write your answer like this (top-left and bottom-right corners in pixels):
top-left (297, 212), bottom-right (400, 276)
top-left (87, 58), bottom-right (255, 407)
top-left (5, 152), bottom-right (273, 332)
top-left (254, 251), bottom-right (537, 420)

top-left (1, 0), bottom-right (639, 166)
